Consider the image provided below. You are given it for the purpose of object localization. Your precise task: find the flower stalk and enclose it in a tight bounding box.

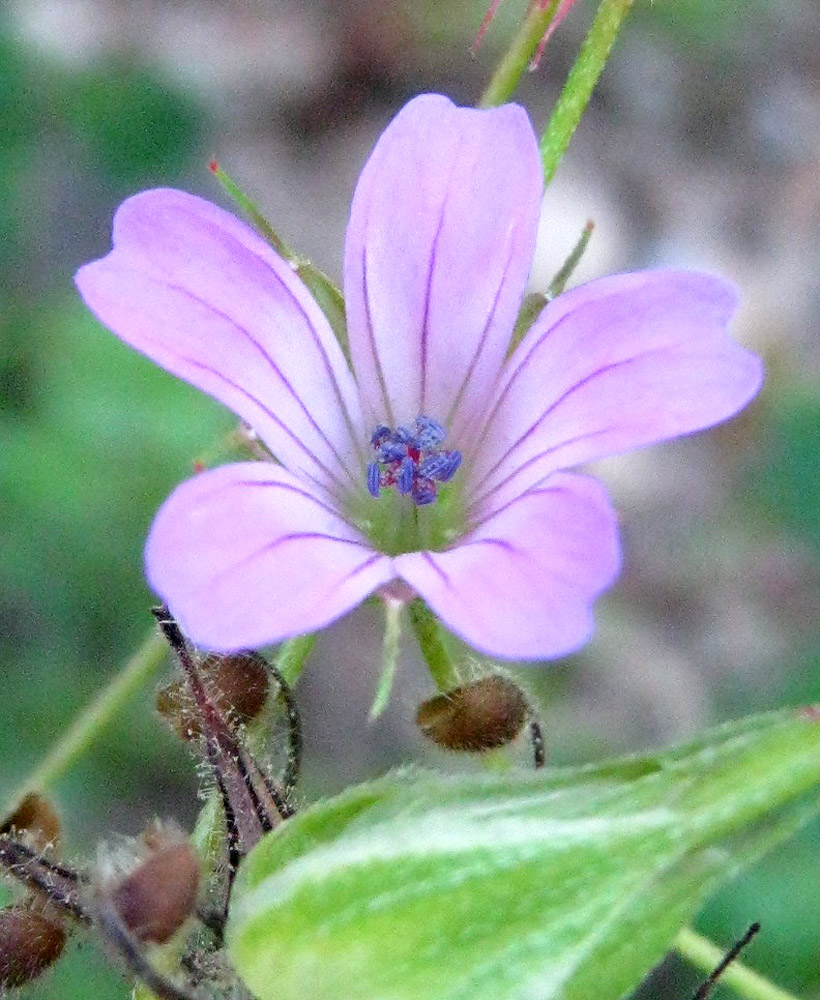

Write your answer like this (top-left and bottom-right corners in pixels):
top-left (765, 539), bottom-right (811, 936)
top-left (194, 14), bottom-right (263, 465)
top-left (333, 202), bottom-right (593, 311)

top-left (409, 600), bottom-right (461, 693)
top-left (477, 1), bottom-right (562, 108)
top-left (539, 0), bottom-right (635, 183)
top-left (3, 629), bottom-right (167, 817)
top-left (370, 599), bottom-right (404, 720)
top-left (478, 0), bottom-right (635, 186)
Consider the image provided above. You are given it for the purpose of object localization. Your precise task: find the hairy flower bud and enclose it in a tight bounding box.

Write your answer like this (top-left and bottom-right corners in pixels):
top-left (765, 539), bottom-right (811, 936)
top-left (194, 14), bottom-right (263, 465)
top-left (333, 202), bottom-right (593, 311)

top-left (417, 675), bottom-right (530, 752)
top-left (0, 793), bottom-right (61, 851)
top-left (0, 904), bottom-right (66, 988)
top-left (156, 650), bottom-right (269, 741)
top-left (101, 824), bottom-right (200, 945)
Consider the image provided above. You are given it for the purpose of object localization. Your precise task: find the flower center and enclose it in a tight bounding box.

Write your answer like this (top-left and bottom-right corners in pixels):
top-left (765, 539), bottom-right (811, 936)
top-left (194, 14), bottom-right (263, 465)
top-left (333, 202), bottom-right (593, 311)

top-left (366, 416), bottom-right (462, 507)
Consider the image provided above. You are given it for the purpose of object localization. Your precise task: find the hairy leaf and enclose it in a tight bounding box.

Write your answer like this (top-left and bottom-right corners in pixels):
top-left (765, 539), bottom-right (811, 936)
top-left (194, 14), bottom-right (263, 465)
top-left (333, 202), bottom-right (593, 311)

top-left (228, 708), bottom-right (820, 1000)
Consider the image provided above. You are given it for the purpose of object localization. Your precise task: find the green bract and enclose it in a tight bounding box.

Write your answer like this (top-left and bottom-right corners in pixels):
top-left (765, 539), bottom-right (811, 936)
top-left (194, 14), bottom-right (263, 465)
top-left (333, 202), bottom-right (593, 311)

top-left (228, 709), bottom-right (820, 1000)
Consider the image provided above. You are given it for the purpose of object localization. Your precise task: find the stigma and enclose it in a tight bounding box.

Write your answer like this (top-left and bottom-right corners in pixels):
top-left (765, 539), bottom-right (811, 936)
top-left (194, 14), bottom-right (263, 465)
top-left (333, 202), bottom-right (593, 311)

top-left (366, 416), bottom-right (461, 507)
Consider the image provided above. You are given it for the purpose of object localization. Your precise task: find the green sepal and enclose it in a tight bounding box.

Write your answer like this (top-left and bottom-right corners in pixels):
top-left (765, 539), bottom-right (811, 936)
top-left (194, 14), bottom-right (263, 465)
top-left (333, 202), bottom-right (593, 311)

top-left (227, 707), bottom-right (820, 1000)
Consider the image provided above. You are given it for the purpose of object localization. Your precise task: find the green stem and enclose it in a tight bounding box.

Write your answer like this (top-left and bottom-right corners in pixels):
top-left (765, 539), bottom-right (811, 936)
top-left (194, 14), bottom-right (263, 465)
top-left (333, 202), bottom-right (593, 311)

top-left (675, 927), bottom-right (799, 1000)
top-left (369, 600), bottom-right (403, 720)
top-left (408, 600), bottom-right (460, 692)
top-left (4, 630), bottom-right (167, 815)
top-left (478, 2), bottom-right (560, 109)
top-left (540, 0), bottom-right (634, 183)
top-left (274, 634), bottom-right (316, 688)
top-left (547, 219), bottom-right (595, 297)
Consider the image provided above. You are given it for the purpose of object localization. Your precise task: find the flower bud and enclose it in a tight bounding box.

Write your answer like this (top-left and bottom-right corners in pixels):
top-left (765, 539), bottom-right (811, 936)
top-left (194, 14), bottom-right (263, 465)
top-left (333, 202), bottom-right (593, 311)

top-left (416, 675), bottom-right (530, 753)
top-left (156, 650), bottom-right (269, 740)
top-left (0, 793), bottom-right (61, 851)
top-left (101, 823), bottom-right (200, 945)
top-left (0, 904), bottom-right (66, 988)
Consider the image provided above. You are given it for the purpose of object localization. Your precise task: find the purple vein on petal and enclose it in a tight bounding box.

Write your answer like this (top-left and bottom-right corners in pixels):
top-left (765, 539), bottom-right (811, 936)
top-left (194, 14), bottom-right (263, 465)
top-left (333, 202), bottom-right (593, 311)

top-left (465, 480), bottom-right (577, 533)
top-left (419, 550), bottom-right (452, 588)
top-left (269, 265), bottom-right (368, 473)
top-left (444, 229), bottom-right (517, 438)
top-left (161, 349), bottom-right (351, 498)
top-left (361, 241), bottom-right (394, 426)
top-left (163, 204), bottom-right (367, 473)
top-left (233, 477), bottom-right (349, 518)
top-left (471, 327), bottom-right (678, 494)
top-left (469, 428), bottom-right (613, 517)
top-left (418, 204), bottom-right (447, 416)
top-left (155, 276), bottom-right (361, 489)
top-left (212, 534), bottom-right (381, 589)
top-left (419, 130), bottom-right (467, 417)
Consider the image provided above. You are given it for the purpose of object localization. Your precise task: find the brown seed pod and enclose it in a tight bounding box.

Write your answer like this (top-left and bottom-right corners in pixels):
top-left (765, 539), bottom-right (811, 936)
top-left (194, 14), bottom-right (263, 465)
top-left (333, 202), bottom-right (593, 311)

top-left (0, 904), bottom-right (66, 988)
top-left (105, 825), bottom-right (200, 945)
top-left (0, 793), bottom-right (61, 851)
top-left (156, 650), bottom-right (269, 740)
top-left (416, 675), bottom-right (530, 753)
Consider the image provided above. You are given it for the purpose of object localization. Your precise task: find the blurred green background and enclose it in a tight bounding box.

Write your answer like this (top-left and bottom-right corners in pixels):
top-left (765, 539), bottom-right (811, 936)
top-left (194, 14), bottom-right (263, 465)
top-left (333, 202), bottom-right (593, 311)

top-left (1, 0), bottom-right (819, 996)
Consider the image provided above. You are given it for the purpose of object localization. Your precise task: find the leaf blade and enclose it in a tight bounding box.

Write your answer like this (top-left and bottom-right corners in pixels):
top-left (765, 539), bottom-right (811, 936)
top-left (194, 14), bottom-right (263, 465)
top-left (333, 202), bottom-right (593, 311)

top-left (228, 708), bottom-right (820, 1000)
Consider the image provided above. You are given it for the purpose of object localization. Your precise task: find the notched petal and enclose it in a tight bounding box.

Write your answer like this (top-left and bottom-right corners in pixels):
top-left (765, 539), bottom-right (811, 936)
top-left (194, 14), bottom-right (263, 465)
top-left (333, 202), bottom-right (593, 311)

top-left (470, 270), bottom-right (763, 514)
top-left (75, 188), bottom-right (365, 493)
top-left (395, 473), bottom-right (620, 660)
top-left (344, 94), bottom-right (543, 446)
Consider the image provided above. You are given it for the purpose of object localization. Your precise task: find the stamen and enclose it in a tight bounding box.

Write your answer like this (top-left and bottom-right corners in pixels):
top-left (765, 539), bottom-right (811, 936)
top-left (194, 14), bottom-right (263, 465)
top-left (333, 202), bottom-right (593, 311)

top-left (419, 451), bottom-right (462, 482)
top-left (414, 416), bottom-right (446, 449)
top-left (366, 416), bottom-right (460, 507)
top-left (411, 477), bottom-right (437, 506)
top-left (370, 425), bottom-right (391, 448)
top-left (367, 463), bottom-right (381, 498)
top-left (397, 456), bottom-right (415, 495)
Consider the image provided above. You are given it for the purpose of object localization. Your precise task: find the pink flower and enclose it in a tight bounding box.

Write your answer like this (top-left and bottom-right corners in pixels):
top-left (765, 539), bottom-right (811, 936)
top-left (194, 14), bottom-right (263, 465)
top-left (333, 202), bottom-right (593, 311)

top-left (75, 95), bottom-right (761, 660)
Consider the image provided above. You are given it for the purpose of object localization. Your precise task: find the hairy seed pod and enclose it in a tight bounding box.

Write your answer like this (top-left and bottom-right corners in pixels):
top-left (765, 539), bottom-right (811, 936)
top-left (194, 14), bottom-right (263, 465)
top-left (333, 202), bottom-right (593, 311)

top-left (106, 827), bottom-right (200, 945)
top-left (0, 793), bottom-right (61, 851)
top-left (0, 905), bottom-right (66, 988)
top-left (156, 650), bottom-right (269, 740)
top-left (416, 675), bottom-right (530, 753)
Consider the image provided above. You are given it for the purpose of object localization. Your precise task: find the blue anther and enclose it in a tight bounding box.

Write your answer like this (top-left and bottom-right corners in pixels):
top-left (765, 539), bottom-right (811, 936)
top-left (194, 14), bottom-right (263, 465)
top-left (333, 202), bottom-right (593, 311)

top-left (412, 477), bottom-right (437, 506)
top-left (414, 416), bottom-right (446, 449)
top-left (370, 425), bottom-right (391, 447)
top-left (418, 450), bottom-right (462, 482)
top-left (367, 462), bottom-right (381, 498)
top-left (378, 440), bottom-right (408, 463)
top-left (394, 425), bottom-right (416, 445)
top-left (397, 456), bottom-right (415, 494)
top-left (418, 453), bottom-right (448, 480)
top-left (437, 450), bottom-right (462, 483)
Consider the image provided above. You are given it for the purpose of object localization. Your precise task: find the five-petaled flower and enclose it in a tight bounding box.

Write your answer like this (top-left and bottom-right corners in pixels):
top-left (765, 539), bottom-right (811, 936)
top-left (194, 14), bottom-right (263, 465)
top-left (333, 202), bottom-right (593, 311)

top-left (75, 94), bottom-right (762, 661)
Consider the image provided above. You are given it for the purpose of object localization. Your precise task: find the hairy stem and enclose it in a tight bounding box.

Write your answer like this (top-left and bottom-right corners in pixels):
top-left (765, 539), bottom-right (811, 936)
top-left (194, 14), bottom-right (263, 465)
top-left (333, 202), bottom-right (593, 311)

top-left (408, 601), bottom-right (460, 692)
top-left (478, 2), bottom-right (560, 108)
top-left (540, 0), bottom-right (635, 183)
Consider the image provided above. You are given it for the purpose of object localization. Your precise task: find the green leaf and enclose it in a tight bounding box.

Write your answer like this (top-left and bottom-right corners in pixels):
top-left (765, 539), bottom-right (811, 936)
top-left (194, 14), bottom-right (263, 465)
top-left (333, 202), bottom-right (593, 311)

top-left (227, 708), bottom-right (820, 1000)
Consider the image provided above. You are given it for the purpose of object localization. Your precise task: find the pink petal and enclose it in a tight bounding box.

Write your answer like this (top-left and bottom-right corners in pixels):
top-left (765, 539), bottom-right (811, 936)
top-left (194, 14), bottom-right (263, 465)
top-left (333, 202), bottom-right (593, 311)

top-left (469, 270), bottom-right (763, 515)
top-left (344, 94), bottom-right (542, 447)
top-left (75, 189), bottom-right (365, 497)
top-left (145, 462), bottom-right (395, 651)
top-left (395, 473), bottom-right (620, 660)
